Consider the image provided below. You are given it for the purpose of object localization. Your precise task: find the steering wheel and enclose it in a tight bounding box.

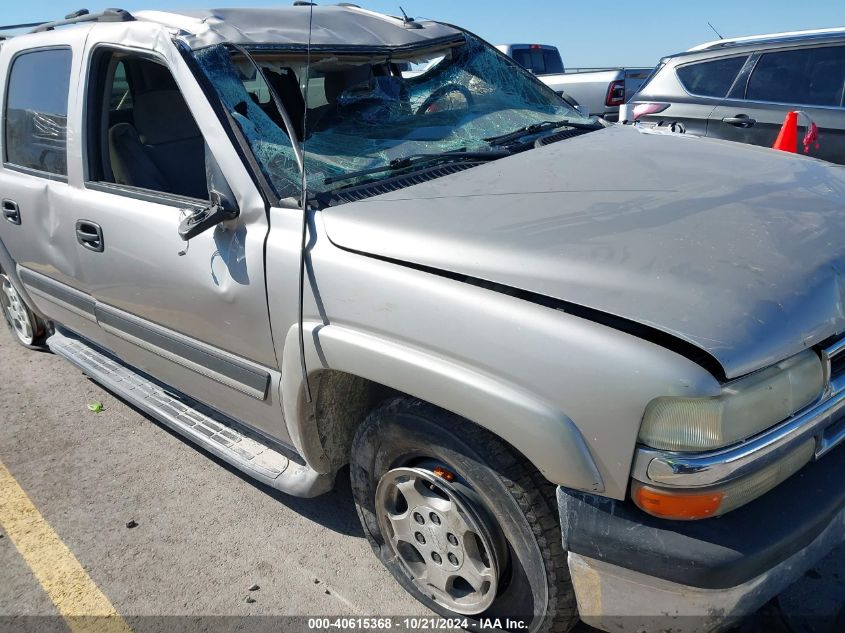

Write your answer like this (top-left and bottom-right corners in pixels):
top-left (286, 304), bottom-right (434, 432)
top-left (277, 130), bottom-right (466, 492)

top-left (416, 83), bottom-right (474, 115)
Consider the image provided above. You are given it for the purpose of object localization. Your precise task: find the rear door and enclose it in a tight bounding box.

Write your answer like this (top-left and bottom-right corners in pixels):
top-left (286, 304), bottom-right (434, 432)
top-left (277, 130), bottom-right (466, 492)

top-left (708, 44), bottom-right (845, 163)
top-left (0, 28), bottom-right (106, 343)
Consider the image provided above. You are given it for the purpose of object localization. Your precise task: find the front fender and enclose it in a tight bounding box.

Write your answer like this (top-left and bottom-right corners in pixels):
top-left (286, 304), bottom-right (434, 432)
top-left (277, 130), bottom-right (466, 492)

top-left (281, 321), bottom-right (605, 493)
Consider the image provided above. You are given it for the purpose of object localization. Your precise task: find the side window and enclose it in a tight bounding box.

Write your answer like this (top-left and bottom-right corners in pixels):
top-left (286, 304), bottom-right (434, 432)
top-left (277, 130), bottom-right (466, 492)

top-left (4, 48), bottom-right (72, 176)
top-left (747, 46), bottom-right (845, 107)
top-left (88, 52), bottom-right (209, 200)
top-left (676, 56), bottom-right (747, 98)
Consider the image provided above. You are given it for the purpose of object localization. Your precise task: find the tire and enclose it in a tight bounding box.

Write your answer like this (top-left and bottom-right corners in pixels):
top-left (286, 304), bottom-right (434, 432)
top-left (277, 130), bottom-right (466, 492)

top-left (0, 271), bottom-right (47, 349)
top-left (350, 397), bottom-right (578, 633)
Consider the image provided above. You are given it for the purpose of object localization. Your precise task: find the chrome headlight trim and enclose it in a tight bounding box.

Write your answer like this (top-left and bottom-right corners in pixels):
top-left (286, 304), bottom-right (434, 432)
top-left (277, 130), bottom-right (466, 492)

top-left (632, 381), bottom-right (845, 488)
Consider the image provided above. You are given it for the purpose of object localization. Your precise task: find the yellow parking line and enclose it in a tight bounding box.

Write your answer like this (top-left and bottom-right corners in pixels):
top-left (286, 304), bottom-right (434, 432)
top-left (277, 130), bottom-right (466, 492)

top-left (0, 458), bottom-right (133, 633)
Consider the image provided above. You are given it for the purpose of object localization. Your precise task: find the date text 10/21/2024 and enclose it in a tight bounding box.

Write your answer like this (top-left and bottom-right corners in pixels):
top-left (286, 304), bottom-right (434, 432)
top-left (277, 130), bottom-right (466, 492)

top-left (306, 617), bottom-right (529, 630)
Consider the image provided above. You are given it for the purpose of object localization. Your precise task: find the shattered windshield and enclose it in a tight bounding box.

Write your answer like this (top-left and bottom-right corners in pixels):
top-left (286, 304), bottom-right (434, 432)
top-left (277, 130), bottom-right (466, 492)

top-left (192, 34), bottom-right (592, 199)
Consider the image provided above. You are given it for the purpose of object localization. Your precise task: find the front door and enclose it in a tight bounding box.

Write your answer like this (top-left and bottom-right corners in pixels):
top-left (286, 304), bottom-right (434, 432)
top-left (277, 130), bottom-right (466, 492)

top-left (75, 41), bottom-right (290, 443)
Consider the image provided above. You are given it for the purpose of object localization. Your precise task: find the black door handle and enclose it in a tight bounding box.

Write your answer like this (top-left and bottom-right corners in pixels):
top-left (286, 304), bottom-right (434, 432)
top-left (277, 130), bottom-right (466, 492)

top-left (75, 220), bottom-right (104, 252)
top-left (722, 115), bottom-right (756, 128)
top-left (2, 199), bottom-right (20, 225)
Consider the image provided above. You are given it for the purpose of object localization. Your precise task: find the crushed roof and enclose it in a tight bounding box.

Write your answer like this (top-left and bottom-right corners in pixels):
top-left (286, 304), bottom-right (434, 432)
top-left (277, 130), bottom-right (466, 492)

top-left (135, 6), bottom-right (463, 50)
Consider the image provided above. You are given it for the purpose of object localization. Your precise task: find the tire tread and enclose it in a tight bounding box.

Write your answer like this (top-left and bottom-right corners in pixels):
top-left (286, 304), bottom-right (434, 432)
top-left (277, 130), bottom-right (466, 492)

top-left (354, 396), bottom-right (579, 633)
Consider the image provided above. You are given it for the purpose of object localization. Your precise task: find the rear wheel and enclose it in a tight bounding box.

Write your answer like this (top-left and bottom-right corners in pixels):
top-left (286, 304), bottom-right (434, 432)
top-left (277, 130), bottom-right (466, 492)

top-left (0, 272), bottom-right (46, 349)
top-left (350, 397), bottom-right (578, 633)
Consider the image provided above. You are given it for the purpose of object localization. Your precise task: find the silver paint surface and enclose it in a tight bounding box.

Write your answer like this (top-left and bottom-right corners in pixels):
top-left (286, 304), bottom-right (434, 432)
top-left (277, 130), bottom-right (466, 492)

top-left (323, 124), bottom-right (845, 379)
top-left (268, 208), bottom-right (719, 499)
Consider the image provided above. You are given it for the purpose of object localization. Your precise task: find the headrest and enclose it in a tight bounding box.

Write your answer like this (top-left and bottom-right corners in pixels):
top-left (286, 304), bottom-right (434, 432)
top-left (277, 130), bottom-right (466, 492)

top-left (133, 90), bottom-right (201, 146)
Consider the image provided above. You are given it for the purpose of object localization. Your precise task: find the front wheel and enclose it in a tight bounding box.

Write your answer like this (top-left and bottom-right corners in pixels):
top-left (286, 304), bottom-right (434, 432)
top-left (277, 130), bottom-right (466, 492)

top-left (350, 398), bottom-right (578, 633)
top-left (0, 272), bottom-right (47, 349)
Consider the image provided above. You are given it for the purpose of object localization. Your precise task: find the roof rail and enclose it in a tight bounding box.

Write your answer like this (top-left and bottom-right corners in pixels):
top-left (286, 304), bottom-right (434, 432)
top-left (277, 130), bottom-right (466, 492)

top-left (0, 21), bottom-right (48, 31)
top-left (689, 26), bottom-right (845, 52)
top-left (30, 8), bottom-right (134, 33)
top-left (0, 21), bottom-right (46, 40)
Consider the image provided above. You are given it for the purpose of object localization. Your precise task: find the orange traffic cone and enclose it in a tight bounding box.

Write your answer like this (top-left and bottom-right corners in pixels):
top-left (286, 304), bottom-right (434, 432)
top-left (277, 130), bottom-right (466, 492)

top-left (772, 111), bottom-right (798, 153)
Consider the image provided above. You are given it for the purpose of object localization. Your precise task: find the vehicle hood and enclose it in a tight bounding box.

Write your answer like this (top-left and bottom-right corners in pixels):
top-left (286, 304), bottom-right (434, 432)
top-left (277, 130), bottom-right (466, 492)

top-left (322, 124), bottom-right (845, 379)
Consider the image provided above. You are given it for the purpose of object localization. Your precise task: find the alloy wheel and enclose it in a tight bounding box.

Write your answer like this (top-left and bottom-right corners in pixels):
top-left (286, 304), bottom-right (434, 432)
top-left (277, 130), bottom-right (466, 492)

top-left (0, 274), bottom-right (36, 345)
top-left (375, 465), bottom-right (506, 615)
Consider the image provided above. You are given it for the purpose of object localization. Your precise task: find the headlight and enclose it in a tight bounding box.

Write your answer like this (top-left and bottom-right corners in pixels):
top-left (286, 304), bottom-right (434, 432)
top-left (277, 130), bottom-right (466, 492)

top-left (639, 349), bottom-right (824, 451)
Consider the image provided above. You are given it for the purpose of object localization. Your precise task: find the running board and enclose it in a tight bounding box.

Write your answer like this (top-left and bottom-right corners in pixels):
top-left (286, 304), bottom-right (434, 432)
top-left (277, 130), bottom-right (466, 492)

top-left (48, 330), bottom-right (332, 498)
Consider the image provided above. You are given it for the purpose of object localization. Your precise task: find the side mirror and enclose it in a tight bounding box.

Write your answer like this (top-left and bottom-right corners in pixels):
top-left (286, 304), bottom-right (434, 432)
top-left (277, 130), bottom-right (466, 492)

top-left (178, 198), bottom-right (239, 242)
top-left (575, 104), bottom-right (590, 117)
top-left (178, 150), bottom-right (240, 242)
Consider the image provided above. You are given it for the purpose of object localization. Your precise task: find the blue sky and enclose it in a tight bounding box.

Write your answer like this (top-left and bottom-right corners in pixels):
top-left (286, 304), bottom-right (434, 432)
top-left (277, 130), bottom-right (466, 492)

top-left (3, 1), bottom-right (844, 67)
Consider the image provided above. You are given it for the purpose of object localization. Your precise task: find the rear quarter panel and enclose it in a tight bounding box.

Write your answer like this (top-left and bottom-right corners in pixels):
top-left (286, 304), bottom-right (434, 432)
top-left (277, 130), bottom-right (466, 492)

top-left (628, 60), bottom-right (718, 136)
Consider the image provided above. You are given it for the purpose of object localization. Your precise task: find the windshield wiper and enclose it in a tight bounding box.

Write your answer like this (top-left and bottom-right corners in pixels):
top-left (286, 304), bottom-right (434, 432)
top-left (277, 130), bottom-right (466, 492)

top-left (324, 149), bottom-right (510, 186)
top-left (484, 119), bottom-right (600, 147)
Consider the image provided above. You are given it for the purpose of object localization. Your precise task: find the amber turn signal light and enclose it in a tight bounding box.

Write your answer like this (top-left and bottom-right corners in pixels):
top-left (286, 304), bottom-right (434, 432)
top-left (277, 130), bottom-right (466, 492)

top-left (632, 482), bottom-right (724, 520)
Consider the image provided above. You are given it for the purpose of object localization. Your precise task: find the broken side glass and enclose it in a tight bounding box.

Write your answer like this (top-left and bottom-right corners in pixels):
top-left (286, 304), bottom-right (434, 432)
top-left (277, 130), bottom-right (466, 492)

top-left (193, 45), bottom-right (303, 199)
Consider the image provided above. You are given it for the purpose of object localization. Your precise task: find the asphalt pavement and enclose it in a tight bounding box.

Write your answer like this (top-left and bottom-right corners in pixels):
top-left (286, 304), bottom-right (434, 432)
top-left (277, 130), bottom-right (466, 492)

top-left (0, 327), bottom-right (842, 633)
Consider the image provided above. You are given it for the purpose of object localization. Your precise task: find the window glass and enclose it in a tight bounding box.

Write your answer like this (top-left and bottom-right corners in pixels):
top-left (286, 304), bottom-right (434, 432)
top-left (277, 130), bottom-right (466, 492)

top-left (5, 48), bottom-right (72, 175)
top-left (92, 53), bottom-right (208, 199)
top-left (511, 48), bottom-right (564, 75)
top-left (109, 61), bottom-right (133, 110)
top-left (676, 56), bottom-right (746, 98)
top-left (747, 46), bottom-right (845, 107)
top-left (193, 46), bottom-right (302, 198)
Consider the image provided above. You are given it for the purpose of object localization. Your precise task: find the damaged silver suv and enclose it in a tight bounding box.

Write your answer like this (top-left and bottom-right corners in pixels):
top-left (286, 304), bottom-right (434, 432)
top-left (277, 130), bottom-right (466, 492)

top-left (1, 6), bottom-right (844, 633)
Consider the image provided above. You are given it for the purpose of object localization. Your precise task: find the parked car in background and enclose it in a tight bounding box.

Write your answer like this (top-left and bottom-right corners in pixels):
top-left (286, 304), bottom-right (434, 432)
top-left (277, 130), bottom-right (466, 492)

top-left (496, 45), bottom-right (652, 120)
top-left (623, 27), bottom-right (845, 164)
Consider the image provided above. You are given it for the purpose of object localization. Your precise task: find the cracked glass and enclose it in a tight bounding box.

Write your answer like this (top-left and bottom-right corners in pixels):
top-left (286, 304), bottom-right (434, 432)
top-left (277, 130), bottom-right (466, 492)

top-left (193, 34), bottom-right (591, 199)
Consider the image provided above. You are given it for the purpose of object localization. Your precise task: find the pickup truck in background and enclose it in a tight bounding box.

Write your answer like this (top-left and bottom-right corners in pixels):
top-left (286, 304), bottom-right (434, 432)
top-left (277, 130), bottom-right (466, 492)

top-left (497, 44), bottom-right (653, 121)
top-left (540, 67), bottom-right (654, 121)
top-left (495, 43), bottom-right (565, 75)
